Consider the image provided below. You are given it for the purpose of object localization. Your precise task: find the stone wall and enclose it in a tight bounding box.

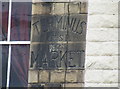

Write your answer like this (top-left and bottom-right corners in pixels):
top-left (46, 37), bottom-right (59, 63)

top-left (85, 0), bottom-right (118, 87)
top-left (28, 0), bottom-right (119, 88)
top-left (28, 1), bottom-right (88, 87)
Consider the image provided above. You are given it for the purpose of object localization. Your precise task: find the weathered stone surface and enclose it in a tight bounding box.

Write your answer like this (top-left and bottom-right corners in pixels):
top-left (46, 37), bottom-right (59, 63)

top-left (31, 14), bottom-right (87, 42)
top-left (86, 28), bottom-right (118, 42)
top-left (52, 3), bottom-right (68, 14)
top-left (66, 70), bottom-right (78, 82)
top-left (85, 56), bottom-right (118, 70)
top-left (85, 70), bottom-right (118, 83)
top-left (86, 42), bottom-right (118, 56)
top-left (54, 2), bottom-right (87, 14)
top-left (88, 15), bottom-right (118, 28)
top-left (32, 3), bottom-right (52, 15)
top-left (81, 2), bottom-right (88, 13)
top-left (85, 83), bottom-right (118, 87)
top-left (85, 0), bottom-right (118, 87)
top-left (39, 70), bottom-right (49, 82)
top-left (69, 3), bottom-right (80, 14)
top-left (32, 2), bottom-right (88, 15)
top-left (89, 0), bottom-right (119, 3)
top-left (30, 43), bottom-right (86, 69)
top-left (50, 70), bottom-right (84, 83)
top-left (50, 70), bottom-right (65, 82)
top-left (29, 0), bottom-right (119, 87)
top-left (88, 2), bottom-right (118, 15)
top-left (28, 70), bottom-right (38, 83)
top-left (77, 70), bottom-right (84, 83)
top-left (30, 14), bottom-right (87, 69)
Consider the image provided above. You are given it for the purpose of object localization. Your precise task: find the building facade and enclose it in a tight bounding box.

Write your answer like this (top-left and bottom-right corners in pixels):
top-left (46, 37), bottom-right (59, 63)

top-left (0, 0), bottom-right (119, 88)
top-left (28, 0), bottom-right (119, 88)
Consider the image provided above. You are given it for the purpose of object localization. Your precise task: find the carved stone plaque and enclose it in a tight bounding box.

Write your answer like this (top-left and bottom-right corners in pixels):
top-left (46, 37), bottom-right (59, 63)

top-left (31, 14), bottom-right (87, 42)
top-left (30, 3), bottom-right (87, 70)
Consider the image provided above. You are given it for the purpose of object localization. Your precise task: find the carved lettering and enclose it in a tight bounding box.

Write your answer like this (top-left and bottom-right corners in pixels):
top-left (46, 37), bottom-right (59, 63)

top-left (31, 14), bottom-right (87, 69)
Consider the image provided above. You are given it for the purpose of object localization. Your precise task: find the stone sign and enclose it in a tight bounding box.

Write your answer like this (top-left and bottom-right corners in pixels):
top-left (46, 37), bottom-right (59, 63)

top-left (30, 14), bottom-right (87, 69)
top-left (29, 2), bottom-right (88, 87)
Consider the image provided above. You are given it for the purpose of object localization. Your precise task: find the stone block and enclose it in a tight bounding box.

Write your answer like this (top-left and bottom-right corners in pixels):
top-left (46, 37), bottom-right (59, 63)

top-left (69, 2), bottom-right (80, 14)
top-left (85, 83), bottom-right (118, 87)
top-left (28, 70), bottom-right (38, 83)
top-left (86, 42), bottom-right (118, 56)
top-left (88, 1), bottom-right (118, 15)
top-left (39, 70), bottom-right (49, 82)
top-left (81, 2), bottom-right (88, 13)
top-left (86, 28), bottom-right (118, 42)
top-left (66, 70), bottom-right (78, 83)
top-left (77, 70), bottom-right (84, 83)
top-left (85, 70), bottom-right (118, 83)
top-left (53, 3), bottom-right (68, 14)
top-left (88, 15), bottom-right (118, 28)
top-left (50, 70), bottom-right (65, 83)
top-left (85, 56), bottom-right (118, 70)
top-left (32, 3), bottom-right (52, 15)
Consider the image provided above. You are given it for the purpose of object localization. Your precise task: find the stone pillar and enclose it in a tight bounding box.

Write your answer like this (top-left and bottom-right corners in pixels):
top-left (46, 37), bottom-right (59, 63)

top-left (28, 0), bottom-right (88, 88)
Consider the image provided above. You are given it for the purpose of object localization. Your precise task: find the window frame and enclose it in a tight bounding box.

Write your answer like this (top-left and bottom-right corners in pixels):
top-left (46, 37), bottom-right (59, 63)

top-left (0, 0), bottom-right (31, 87)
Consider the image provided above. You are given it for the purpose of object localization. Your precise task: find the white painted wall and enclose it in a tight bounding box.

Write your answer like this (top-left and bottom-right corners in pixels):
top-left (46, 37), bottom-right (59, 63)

top-left (85, 0), bottom-right (119, 87)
